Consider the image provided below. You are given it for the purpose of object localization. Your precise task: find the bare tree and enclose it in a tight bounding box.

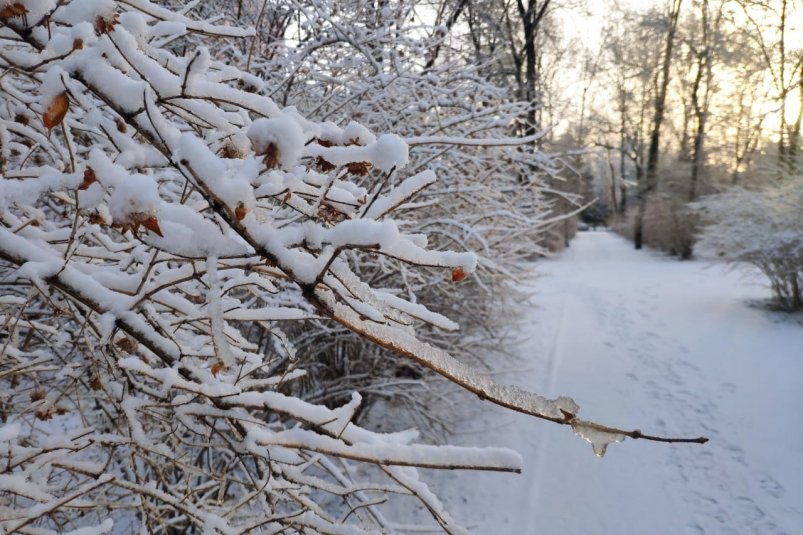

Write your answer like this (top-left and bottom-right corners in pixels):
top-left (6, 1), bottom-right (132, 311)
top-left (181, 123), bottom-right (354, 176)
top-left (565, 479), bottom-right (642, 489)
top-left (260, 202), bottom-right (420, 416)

top-left (634, 0), bottom-right (684, 249)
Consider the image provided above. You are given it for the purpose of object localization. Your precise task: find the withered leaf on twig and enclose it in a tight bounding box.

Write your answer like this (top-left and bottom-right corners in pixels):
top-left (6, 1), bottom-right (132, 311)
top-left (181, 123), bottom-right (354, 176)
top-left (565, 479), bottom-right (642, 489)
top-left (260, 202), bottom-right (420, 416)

top-left (141, 215), bottom-right (163, 237)
top-left (0, 2), bottom-right (27, 20)
top-left (79, 168), bottom-right (97, 190)
top-left (95, 13), bottom-right (119, 35)
top-left (347, 161), bottom-right (372, 176)
top-left (235, 202), bottom-right (248, 222)
top-left (43, 92), bottom-right (69, 132)
top-left (115, 336), bottom-right (139, 353)
top-left (112, 213), bottom-right (164, 237)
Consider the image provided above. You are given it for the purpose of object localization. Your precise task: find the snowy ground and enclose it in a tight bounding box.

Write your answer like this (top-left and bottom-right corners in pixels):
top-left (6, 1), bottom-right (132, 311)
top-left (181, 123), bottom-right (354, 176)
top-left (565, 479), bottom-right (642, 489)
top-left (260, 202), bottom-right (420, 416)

top-left (431, 230), bottom-right (803, 534)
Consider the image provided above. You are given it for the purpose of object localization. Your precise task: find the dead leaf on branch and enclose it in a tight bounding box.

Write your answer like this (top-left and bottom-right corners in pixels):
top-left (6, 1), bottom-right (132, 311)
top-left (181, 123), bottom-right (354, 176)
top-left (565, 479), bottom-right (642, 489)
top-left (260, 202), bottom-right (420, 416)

top-left (261, 143), bottom-right (280, 169)
top-left (115, 336), bottom-right (138, 353)
top-left (317, 204), bottom-right (347, 223)
top-left (235, 202), bottom-right (248, 222)
top-left (451, 267), bottom-right (467, 282)
top-left (88, 212), bottom-right (108, 226)
top-left (112, 213), bottom-right (163, 237)
top-left (35, 409), bottom-right (54, 421)
top-left (89, 375), bottom-right (103, 391)
top-left (43, 92), bottom-right (69, 132)
top-left (316, 156), bottom-right (336, 172)
top-left (0, 2), bottom-right (27, 20)
top-left (95, 13), bottom-right (119, 35)
top-left (347, 161), bottom-right (372, 176)
top-left (141, 215), bottom-right (163, 237)
top-left (79, 168), bottom-right (97, 190)
top-left (219, 142), bottom-right (244, 159)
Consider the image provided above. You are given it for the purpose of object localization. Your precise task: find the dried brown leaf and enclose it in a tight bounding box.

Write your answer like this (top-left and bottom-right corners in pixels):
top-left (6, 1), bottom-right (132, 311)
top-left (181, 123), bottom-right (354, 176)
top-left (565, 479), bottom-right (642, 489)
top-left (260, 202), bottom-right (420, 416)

top-left (79, 168), bottom-right (97, 190)
top-left (451, 267), bottom-right (467, 282)
top-left (95, 13), bottom-right (119, 35)
top-left (0, 2), bottom-right (27, 20)
top-left (316, 156), bottom-right (336, 172)
top-left (235, 202), bottom-right (248, 222)
top-left (89, 375), bottom-right (103, 391)
top-left (115, 336), bottom-right (138, 354)
top-left (347, 161), bottom-right (371, 176)
top-left (141, 215), bottom-right (163, 237)
top-left (262, 143), bottom-right (280, 169)
top-left (43, 92), bottom-right (69, 131)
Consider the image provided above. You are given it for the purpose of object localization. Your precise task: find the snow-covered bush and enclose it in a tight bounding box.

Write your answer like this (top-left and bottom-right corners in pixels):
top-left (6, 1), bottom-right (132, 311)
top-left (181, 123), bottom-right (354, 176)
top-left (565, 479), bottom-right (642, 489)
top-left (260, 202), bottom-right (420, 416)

top-left (641, 194), bottom-right (697, 259)
top-left (0, 1), bottom-right (706, 532)
top-left (693, 180), bottom-right (803, 310)
top-left (186, 0), bottom-right (566, 420)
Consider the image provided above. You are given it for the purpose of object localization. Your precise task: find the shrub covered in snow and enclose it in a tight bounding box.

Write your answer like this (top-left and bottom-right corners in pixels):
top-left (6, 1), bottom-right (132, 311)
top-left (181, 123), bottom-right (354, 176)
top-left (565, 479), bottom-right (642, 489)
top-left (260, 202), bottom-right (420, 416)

top-left (692, 179), bottom-right (803, 310)
top-left (0, 1), bottom-right (706, 532)
top-left (211, 0), bottom-right (569, 416)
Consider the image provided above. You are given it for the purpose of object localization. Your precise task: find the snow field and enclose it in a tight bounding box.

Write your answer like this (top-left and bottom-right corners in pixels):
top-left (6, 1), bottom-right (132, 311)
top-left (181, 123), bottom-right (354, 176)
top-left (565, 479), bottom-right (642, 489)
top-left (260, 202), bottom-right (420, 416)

top-left (435, 231), bottom-right (803, 534)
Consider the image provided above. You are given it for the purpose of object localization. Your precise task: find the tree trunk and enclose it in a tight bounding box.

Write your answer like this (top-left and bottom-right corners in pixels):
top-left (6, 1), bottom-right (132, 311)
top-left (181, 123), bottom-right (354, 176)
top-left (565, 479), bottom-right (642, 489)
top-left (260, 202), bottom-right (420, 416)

top-left (634, 0), bottom-right (683, 249)
top-left (689, 0), bottom-right (714, 202)
top-left (518, 0), bottom-right (551, 137)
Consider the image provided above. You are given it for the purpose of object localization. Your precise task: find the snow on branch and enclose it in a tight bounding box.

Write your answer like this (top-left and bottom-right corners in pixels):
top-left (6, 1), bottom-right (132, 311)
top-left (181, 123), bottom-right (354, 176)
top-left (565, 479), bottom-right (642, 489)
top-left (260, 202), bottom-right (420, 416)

top-left (405, 132), bottom-right (549, 147)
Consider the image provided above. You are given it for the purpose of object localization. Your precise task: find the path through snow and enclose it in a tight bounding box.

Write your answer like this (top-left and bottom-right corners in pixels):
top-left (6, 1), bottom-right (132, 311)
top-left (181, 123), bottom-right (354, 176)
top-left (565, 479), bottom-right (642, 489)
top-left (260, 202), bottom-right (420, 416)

top-left (434, 231), bottom-right (803, 534)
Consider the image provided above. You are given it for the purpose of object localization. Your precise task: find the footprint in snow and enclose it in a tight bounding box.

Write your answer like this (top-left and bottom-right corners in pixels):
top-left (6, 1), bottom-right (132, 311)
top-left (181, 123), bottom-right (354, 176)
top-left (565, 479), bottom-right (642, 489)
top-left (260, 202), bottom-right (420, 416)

top-left (674, 358), bottom-right (700, 372)
top-left (757, 474), bottom-right (785, 499)
top-left (723, 444), bottom-right (747, 466)
top-left (720, 382), bottom-right (737, 393)
top-left (734, 496), bottom-right (766, 521)
top-left (686, 522), bottom-right (705, 534)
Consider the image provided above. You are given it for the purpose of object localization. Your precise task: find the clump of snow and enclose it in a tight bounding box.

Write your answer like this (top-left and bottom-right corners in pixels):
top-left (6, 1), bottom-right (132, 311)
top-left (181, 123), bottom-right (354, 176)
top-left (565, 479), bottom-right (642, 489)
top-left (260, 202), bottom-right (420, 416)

top-left (318, 121), bottom-right (344, 145)
top-left (147, 20), bottom-right (187, 39)
top-left (247, 116), bottom-right (305, 170)
top-left (0, 422), bottom-right (21, 442)
top-left (70, 21), bottom-right (97, 48)
top-left (59, 0), bottom-right (116, 25)
top-left (39, 66), bottom-right (68, 112)
top-left (185, 47), bottom-right (210, 83)
top-left (118, 11), bottom-right (147, 42)
top-left (63, 519), bottom-right (114, 535)
top-left (372, 134), bottom-right (409, 172)
top-left (342, 120), bottom-right (377, 146)
top-left (108, 173), bottom-right (161, 224)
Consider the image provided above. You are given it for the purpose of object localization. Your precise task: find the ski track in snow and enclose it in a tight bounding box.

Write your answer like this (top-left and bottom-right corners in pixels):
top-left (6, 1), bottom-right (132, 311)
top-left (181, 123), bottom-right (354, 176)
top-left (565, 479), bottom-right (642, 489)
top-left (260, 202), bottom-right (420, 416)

top-left (433, 231), bottom-right (803, 535)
